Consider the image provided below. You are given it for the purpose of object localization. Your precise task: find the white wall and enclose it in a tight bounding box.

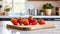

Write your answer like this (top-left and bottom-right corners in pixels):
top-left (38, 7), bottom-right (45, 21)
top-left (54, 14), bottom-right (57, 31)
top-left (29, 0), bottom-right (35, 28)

top-left (0, 1), bottom-right (3, 11)
top-left (27, 1), bottom-right (60, 10)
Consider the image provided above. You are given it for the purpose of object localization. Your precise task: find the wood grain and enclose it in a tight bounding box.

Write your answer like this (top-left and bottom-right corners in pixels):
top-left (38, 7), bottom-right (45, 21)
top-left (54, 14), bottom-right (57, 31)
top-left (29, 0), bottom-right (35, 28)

top-left (28, 0), bottom-right (59, 1)
top-left (0, 0), bottom-right (2, 1)
top-left (6, 24), bottom-right (56, 30)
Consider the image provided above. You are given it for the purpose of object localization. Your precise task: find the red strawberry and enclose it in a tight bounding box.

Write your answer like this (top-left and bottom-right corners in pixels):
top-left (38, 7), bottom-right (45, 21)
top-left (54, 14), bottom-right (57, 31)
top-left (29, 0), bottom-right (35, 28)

top-left (17, 17), bottom-right (22, 25)
top-left (28, 16), bottom-right (33, 24)
top-left (31, 19), bottom-right (37, 25)
top-left (23, 19), bottom-right (29, 25)
top-left (39, 19), bottom-right (45, 25)
top-left (11, 18), bottom-right (18, 25)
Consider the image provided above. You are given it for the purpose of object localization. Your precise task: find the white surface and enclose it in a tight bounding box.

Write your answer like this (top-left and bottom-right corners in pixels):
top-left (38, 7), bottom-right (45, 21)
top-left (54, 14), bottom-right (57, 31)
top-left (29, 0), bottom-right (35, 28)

top-left (0, 21), bottom-right (60, 34)
top-left (27, 1), bottom-right (60, 9)
top-left (0, 16), bottom-right (60, 18)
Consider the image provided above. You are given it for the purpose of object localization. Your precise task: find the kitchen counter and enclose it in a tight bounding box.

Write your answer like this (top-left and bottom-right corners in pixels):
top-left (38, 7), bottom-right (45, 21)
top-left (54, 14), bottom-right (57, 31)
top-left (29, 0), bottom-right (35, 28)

top-left (0, 15), bottom-right (60, 18)
top-left (0, 21), bottom-right (60, 34)
top-left (1, 15), bottom-right (60, 21)
top-left (7, 27), bottom-right (60, 34)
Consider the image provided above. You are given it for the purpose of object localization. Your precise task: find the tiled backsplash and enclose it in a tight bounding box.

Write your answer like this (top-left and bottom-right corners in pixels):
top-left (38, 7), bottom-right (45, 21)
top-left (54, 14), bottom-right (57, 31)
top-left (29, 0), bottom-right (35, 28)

top-left (27, 1), bottom-right (60, 10)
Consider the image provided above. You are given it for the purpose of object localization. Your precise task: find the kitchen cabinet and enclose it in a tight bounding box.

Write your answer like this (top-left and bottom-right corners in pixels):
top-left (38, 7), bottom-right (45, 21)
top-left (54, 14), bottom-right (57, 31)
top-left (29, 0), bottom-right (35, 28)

top-left (28, 0), bottom-right (60, 1)
top-left (0, 0), bottom-right (2, 1)
top-left (57, 0), bottom-right (60, 1)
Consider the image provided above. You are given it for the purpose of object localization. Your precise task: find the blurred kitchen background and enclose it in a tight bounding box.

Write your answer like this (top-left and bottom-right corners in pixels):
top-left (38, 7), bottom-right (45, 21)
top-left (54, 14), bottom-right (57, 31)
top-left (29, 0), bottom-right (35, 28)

top-left (0, 0), bottom-right (60, 16)
top-left (0, 0), bottom-right (60, 34)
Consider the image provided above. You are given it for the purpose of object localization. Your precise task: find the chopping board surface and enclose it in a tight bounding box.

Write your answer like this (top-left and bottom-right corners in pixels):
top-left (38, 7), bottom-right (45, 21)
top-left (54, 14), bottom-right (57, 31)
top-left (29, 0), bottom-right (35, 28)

top-left (6, 24), bottom-right (56, 31)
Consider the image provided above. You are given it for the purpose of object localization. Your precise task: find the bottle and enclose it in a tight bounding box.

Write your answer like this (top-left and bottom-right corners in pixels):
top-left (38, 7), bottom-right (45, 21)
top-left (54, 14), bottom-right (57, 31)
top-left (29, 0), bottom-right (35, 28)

top-left (28, 9), bottom-right (32, 15)
top-left (55, 7), bottom-right (59, 15)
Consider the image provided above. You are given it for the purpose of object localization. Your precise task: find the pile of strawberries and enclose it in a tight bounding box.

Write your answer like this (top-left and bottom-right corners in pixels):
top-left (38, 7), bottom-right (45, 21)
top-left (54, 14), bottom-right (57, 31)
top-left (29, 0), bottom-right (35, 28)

top-left (11, 16), bottom-right (45, 25)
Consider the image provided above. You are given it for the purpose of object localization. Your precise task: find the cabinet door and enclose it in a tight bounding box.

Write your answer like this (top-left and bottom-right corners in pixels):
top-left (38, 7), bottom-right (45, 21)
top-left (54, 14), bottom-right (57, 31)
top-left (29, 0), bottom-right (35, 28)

top-left (28, 0), bottom-right (57, 1)
top-left (0, 0), bottom-right (2, 1)
top-left (57, 0), bottom-right (60, 1)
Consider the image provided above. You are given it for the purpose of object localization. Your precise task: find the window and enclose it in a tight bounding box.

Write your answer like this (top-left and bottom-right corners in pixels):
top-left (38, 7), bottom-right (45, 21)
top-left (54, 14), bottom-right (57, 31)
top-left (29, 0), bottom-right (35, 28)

top-left (3, 0), bottom-right (26, 15)
top-left (13, 0), bottom-right (26, 13)
top-left (3, 0), bottom-right (12, 11)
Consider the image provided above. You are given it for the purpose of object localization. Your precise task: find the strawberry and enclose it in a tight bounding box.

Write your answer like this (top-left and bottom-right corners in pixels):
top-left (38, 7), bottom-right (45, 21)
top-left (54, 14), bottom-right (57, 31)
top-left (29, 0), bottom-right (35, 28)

top-left (11, 18), bottom-right (18, 25)
top-left (31, 19), bottom-right (37, 25)
top-left (28, 16), bottom-right (33, 24)
top-left (23, 19), bottom-right (29, 25)
top-left (39, 19), bottom-right (45, 25)
top-left (17, 17), bottom-right (22, 25)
